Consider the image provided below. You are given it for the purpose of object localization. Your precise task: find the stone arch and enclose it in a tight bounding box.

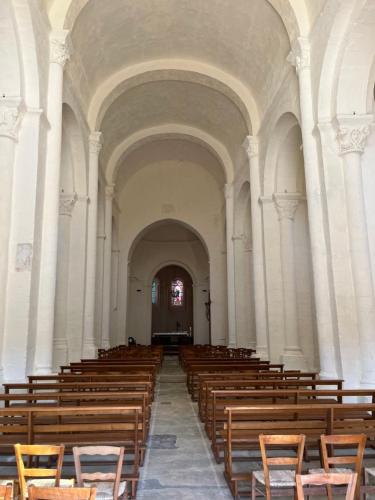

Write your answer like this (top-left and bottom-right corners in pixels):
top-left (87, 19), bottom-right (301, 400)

top-left (336, 0), bottom-right (375, 115)
top-left (128, 218), bottom-right (210, 264)
top-left (318, 0), bottom-right (375, 119)
top-left (126, 220), bottom-right (210, 345)
top-left (61, 104), bottom-right (87, 195)
top-left (49, 0), bottom-right (306, 45)
top-left (148, 260), bottom-right (197, 289)
top-left (88, 61), bottom-right (256, 134)
top-left (263, 112), bottom-right (300, 196)
top-left (108, 124), bottom-right (233, 186)
top-left (262, 111), bottom-right (319, 370)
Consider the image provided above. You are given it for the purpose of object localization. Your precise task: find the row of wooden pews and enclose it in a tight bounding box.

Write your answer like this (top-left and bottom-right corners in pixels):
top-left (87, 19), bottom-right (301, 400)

top-left (180, 345), bottom-right (375, 498)
top-left (0, 345), bottom-right (162, 498)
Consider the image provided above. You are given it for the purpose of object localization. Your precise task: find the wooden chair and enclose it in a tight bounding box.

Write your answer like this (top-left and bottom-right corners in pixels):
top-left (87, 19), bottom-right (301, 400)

top-left (0, 484), bottom-right (12, 500)
top-left (14, 444), bottom-right (74, 500)
top-left (28, 486), bottom-right (96, 499)
top-left (296, 472), bottom-right (357, 500)
top-left (309, 434), bottom-right (366, 499)
top-left (73, 446), bottom-right (127, 499)
top-left (251, 434), bottom-right (305, 500)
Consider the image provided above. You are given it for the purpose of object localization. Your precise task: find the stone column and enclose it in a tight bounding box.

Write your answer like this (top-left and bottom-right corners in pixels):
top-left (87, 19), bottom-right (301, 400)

top-left (0, 97), bottom-right (23, 380)
top-left (33, 30), bottom-right (70, 373)
top-left (243, 136), bottom-right (269, 359)
top-left (82, 132), bottom-right (102, 358)
top-left (225, 184), bottom-right (237, 347)
top-left (337, 115), bottom-right (375, 386)
top-left (274, 193), bottom-right (306, 369)
top-left (53, 192), bottom-right (77, 369)
top-left (101, 185), bottom-right (114, 348)
top-left (288, 37), bottom-right (339, 378)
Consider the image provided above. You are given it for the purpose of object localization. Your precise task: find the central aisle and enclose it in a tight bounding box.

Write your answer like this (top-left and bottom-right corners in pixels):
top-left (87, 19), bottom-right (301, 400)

top-left (138, 356), bottom-right (232, 499)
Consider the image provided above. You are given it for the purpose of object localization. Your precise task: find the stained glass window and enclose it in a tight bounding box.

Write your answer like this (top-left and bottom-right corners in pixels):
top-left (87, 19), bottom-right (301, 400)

top-left (152, 278), bottom-right (159, 305)
top-left (171, 279), bottom-right (184, 306)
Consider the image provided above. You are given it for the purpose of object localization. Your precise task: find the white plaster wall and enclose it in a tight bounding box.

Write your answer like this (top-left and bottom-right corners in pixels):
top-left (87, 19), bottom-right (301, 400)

top-left (115, 145), bottom-right (227, 346)
top-left (126, 238), bottom-right (209, 345)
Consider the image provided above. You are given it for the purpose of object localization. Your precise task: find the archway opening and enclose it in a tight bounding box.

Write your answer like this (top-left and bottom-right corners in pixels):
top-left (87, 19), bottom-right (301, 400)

top-left (126, 220), bottom-right (210, 346)
top-left (151, 265), bottom-right (193, 352)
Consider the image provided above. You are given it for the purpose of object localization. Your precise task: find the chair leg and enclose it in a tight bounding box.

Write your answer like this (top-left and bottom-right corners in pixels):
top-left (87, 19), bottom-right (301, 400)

top-left (251, 474), bottom-right (256, 500)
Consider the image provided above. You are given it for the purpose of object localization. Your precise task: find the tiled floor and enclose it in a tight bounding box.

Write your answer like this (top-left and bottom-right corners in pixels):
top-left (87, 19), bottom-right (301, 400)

top-left (137, 356), bottom-right (232, 499)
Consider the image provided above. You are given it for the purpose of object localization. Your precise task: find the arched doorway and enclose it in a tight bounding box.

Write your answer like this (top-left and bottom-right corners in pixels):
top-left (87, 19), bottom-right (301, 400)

top-left (151, 265), bottom-right (194, 348)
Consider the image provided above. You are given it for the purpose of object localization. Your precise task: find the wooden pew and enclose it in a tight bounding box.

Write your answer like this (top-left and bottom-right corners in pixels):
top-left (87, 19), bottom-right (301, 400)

top-left (4, 381), bottom-right (153, 400)
top-left (198, 377), bottom-right (341, 420)
top-left (0, 405), bottom-right (143, 497)
top-left (223, 402), bottom-right (375, 498)
top-left (209, 388), bottom-right (375, 463)
top-left (186, 363), bottom-right (285, 398)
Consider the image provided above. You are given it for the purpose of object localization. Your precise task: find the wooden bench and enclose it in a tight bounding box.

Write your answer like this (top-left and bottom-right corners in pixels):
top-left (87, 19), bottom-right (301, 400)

top-left (209, 388), bottom-right (375, 463)
top-left (223, 402), bottom-right (375, 498)
top-left (0, 406), bottom-right (143, 497)
top-left (26, 374), bottom-right (155, 395)
top-left (186, 363), bottom-right (285, 398)
top-left (199, 377), bottom-right (342, 420)
top-left (4, 381), bottom-right (153, 401)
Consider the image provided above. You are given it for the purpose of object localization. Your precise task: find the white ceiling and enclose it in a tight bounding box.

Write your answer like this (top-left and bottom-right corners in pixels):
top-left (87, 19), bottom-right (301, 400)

top-left (115, 138), bottom-right (226, 191)
top-left (70, 0), bottom-right (291, 111)
top-left (100, 80), bottom-right (248, 168)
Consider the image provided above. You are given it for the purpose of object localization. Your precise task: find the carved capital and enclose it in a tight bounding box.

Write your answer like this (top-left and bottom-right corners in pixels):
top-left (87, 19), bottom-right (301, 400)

top-left (105, 184), bottom-right (115, 200)
top-left (224, 183), bottom-right (234, 200)
top-left (336, 115), bottom-right (373, 155)
top-left (59, 192), bottom-right (77, 216)
top-left (242, 135), bottom-right (259, 158)
top-left (89, 131), bottom-right (102, 154)
top-left (50, 30), bottom-right (70, 67)
top-left (0, 97), bottom-right (24, 141)
top-left (287, 36), bottom-right (310, 74)
top-left (273, 193), bottom-right (303, 221)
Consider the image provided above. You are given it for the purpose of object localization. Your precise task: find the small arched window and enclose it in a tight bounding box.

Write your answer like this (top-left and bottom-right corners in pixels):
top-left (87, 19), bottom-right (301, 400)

top-left (151, 278), bottom-right (160, 305)
top-left (171, 279), bottom-right (184, 306)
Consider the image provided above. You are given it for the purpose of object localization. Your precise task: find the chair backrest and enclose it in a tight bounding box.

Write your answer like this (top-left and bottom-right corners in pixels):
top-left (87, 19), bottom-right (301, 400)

top-left (73, 445), bottom-right (124, 499)
top-left (259, 434), bottom-right (306, 492)
top-left (0, 484), bottom-right (12, 500)
top-left (320, 434), bottom-right (366, 475)
top-left (14, 444), bottom-right (65, 500)
top-left (28, 486), bottom-right (96, 500)
top-left (296, 472), bottom-right (358, 500)
top-left (321, 433), bottom-right (366, 498)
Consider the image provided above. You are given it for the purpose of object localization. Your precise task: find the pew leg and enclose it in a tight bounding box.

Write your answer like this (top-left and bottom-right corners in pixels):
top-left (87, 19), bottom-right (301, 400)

top-left (251, 474), bottom-right (256, 500)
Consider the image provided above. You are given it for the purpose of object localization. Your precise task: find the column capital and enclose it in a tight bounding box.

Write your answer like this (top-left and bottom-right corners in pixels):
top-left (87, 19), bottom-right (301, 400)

top-left (242, 135), bottom-right (259, 158)
top-left (224, 183), bottom-right (234, 200)
top-left (50, 30), bottom-right (70, 67)
top-left (335, 114), bottom-right (373, 155)
top-left (89, 131), bottom-right (103, 154)
top-left (287, 36), bottom-right (310, 74)
top-left (105, 184), bottom-right (115, 200)
top-left (273, 193), bottom-right (303, 221)
top-left (59, 192), bottom-right (77, 216)
top-left (0, 97), bottom-right (24, 141)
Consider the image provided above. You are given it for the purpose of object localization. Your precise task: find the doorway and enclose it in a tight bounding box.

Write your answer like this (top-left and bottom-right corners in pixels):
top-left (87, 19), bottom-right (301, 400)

top-left (151, 265), bottom-right (193, 344)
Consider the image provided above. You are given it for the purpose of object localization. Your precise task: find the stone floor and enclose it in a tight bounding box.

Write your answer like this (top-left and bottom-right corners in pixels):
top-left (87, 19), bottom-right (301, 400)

top-left (137, 355), bottom-right (232, 499)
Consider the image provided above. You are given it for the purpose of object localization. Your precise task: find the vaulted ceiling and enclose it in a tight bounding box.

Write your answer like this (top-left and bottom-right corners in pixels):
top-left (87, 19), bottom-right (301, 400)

top-left (43, 0), bottom-right (326, 187)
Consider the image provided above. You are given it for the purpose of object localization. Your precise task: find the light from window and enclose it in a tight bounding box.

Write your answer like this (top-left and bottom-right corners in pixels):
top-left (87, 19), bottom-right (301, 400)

top-left (152, 278), bottom-right (159, 305)
top-left (171, 279), bottom-right (184, 306)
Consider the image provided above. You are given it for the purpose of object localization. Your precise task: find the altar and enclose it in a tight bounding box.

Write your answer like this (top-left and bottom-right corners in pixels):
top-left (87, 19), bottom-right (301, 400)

top-left (152, 331), bottom-right (193, 346)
